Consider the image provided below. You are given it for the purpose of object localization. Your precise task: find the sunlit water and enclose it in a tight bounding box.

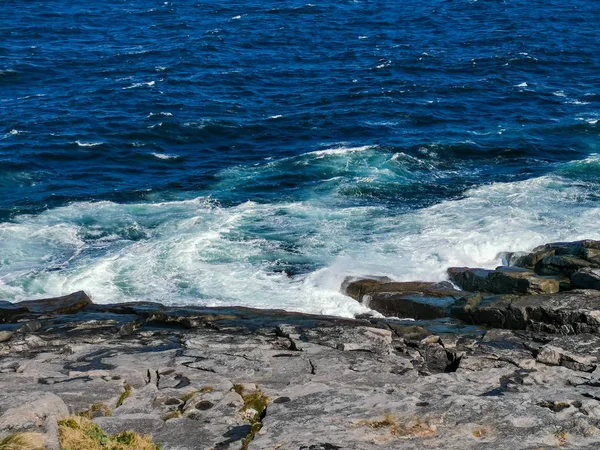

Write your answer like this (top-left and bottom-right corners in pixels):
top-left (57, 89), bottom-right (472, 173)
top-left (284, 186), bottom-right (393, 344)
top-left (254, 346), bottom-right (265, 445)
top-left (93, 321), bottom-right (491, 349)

top-left (1, 0), bottom-right (599, 316)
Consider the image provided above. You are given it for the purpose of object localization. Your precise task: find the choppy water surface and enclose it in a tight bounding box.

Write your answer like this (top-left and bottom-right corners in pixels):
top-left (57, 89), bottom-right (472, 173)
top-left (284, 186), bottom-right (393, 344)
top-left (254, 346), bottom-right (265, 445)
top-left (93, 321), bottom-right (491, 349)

top-left (1, 0), bottom-right (599, 316)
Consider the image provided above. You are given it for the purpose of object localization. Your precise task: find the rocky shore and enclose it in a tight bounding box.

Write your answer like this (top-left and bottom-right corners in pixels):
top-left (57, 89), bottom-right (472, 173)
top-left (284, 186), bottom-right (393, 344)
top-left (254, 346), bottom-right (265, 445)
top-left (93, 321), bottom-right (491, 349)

top-left (3, 240), bottom-right (600, 449)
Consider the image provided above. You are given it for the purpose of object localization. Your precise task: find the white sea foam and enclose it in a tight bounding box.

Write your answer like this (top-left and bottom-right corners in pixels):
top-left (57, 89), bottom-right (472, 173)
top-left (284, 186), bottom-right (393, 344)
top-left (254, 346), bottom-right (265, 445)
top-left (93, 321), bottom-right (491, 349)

top-left (308, 145), bottom-right (374, 157)
top-left (1, 129), bottom-right (20, 140)
top-left (151, 152), bottom-right (179, 160)
top-left (123, 81), bottom-right (155, 89)
top-left (74, 140), bottom-right (103, 147)
top-left (516, 82), bottom-right (528, 87)
top-left (1, 155), bottom-right (599, 318)
top-left (148, 112), bottom-right (173, 118)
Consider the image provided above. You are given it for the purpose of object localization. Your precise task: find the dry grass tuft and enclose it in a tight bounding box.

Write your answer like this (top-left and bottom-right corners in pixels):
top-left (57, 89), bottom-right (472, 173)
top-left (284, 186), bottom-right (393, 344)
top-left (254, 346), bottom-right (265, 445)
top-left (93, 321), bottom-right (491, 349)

top-left (357, 415), bottom-right (436, 439)
top-left (0, 433), bottom-right (46, 450)
top-left (58, 415), bottom-right (160, 450)
top-left (78, 403), bottom-right (112, 419)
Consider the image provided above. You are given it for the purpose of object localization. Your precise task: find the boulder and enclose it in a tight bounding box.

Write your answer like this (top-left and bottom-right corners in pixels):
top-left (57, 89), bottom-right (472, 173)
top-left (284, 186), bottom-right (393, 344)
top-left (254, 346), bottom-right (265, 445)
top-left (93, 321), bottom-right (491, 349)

top-left (447, 267), bottom-right (560, 295)
top-left (0, 393), bottom-right (68, 433)
top-left (512, 240), bottom-right (600, 269)
top-left (451, 289), bottom-right (600, 333)
top-left (0, 301), bottom-right (29, 322)
top-left (487, 267), bottom-right (560, 294)
top-left (571, 268), bottom-right (600, 290)
top-left (342, 277), bottom-right (464, 319)
top-left (536, 334), bottom-right (600, 372)
top-left (363, 292), bottom-right (456, 319)
top-left (534, 255), bottom-right (598, 277)
top-left (16, 291), bottom-right (92, 315)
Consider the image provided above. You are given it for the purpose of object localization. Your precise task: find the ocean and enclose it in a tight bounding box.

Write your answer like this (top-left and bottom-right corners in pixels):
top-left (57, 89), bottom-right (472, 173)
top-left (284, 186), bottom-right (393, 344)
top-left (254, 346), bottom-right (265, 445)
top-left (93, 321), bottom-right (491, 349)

top-left (1, 0), bottom-right (599, 317)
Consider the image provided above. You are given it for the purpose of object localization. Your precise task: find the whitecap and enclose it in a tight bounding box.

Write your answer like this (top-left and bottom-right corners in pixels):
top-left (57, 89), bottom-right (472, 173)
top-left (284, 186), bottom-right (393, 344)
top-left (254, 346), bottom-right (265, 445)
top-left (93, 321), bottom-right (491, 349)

top-left (516, 82), bottom-right (528, 87)
top-left (122, 81), bottom-right (155, 90)
top-left (74, 140), bottom-right (103, 147)
top-left (308, 145), bottom-right (375, 157)
top-left (147, 112), bottom-right (173, 118)
top-left (1, 129), bottom-right (20, 140)
top-left (151, 152), bottom-right (179, 160)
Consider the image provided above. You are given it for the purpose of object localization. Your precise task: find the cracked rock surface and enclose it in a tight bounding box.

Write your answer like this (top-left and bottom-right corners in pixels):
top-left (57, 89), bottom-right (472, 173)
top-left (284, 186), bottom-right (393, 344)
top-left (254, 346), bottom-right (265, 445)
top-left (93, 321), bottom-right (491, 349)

top-left (2, 295), bottom-right (600, 449)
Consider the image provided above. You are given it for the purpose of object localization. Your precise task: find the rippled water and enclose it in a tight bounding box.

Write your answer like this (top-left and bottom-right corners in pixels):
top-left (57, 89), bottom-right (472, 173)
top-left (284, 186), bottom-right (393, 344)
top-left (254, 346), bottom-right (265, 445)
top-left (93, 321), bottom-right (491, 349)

top-left (1, 0), bottom-right (599, 316)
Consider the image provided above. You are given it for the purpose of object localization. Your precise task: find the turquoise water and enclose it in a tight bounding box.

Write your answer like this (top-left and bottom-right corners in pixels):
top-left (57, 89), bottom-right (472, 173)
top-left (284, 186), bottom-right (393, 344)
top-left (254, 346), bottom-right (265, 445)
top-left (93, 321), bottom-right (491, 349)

top-left (1, 0), bottom-right (599, 316)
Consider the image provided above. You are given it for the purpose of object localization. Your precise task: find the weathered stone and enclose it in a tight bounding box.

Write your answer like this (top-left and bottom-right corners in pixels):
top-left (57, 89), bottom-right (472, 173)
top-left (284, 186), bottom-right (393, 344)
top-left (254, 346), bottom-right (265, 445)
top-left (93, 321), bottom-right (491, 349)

top-left (572, 268), bottom-right (600, 290)
top-left (511, 240), bottom-right (600, 270)
top-left (448, 267), bottom-right (560, 295)
top-left (0, 301), bottom-right (29, 322)
top-left (341, 276), bottom-right (393, 300)
top-left (362, 292), bottom-right (456, 319)
top-left (342, 277), bottom-right (464, 319)
top-left (0, 330), bottom-right (14, 343)
top-left (536, 334), bottom-right (600, 372)
top-left (452, 289), bottom-right (600, 333)
top-left (0, 393), bottom-right (68, 433)
top-left (16, 291), bottom-right (92, 315)
top-left (583, 248), bottom-right (600, 265)
top-left (535, 255), bottom-right (598, 277)
top-left (511, 248), bottom-right (555, 269)
top-left (447, 267), bottom-right (492, 292)
top-left (488, 267), bottom-right (560, 295)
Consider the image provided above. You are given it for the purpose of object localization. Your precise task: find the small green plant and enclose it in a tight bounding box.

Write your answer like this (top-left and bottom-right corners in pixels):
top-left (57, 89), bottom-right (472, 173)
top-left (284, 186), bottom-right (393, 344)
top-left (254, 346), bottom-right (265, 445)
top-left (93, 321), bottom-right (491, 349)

top-left (116, 383), bottom-right (132, 408)
top-left (179, 391), bottom-right (197, 403)
top-left (231, 384), bottom-right (269, 450)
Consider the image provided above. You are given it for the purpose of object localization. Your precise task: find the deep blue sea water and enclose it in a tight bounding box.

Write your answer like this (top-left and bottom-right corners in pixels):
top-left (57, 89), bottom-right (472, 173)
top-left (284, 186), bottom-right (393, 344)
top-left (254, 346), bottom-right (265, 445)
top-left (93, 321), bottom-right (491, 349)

top-left (1, 0), bottom-right (599, 316)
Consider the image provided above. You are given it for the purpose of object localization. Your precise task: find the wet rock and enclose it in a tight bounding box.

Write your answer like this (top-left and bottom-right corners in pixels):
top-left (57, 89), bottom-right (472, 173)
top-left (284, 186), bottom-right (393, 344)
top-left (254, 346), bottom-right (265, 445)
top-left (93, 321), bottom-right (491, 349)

top-left (447, 267), bottom-right (493, 292)
top-left (343, 278), bottom-right (464, 319)
top-left (452, 289), bottom-right (600, 334)
top-left (448, 267), bottom-right (560, 295)
top-left (0, 301), bottom-right (29, 322)
top-left (341, 276), bottom-right (393, 300)
top-left (511, 240), bottom-right (600, 272)
top-left (534, 255), bottom-right (598, 277)
top-left (571, 268), bottom-right (600, 290)
top-left (362, 292), bottom-right (456, 319)
top-left (16, 291), bottom-right (92, 316)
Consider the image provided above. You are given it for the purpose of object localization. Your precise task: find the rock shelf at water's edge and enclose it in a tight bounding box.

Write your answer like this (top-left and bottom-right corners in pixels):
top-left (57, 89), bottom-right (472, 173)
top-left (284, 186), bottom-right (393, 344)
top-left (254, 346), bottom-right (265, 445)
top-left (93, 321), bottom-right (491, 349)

top-left (4, 241), bottom-right (600, 448)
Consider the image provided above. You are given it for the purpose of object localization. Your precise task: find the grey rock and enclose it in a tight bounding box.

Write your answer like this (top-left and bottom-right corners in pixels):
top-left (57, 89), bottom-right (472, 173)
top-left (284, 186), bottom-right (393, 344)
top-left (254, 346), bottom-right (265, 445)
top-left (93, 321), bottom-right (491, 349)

top-left (0, 393), bottom-right (68, 433)
top-left (536, 334), bottom-right (600, 372)
top-left (0, 330), bottom-right (13, 343)
top-left (572, 267), bottom-right (600, 290)
top-left (447, 266), bottom-right (560, 295)
top-left (451, 289), bottom-right (600, 333)
top-left (342, 277), bottom-right (464, 319)
top-left (15, 291), bottom-right (92, 315)
top-left (0, 301), bottom-right (29, 322)
top-left (535, 255), bottom-right (598, 277)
